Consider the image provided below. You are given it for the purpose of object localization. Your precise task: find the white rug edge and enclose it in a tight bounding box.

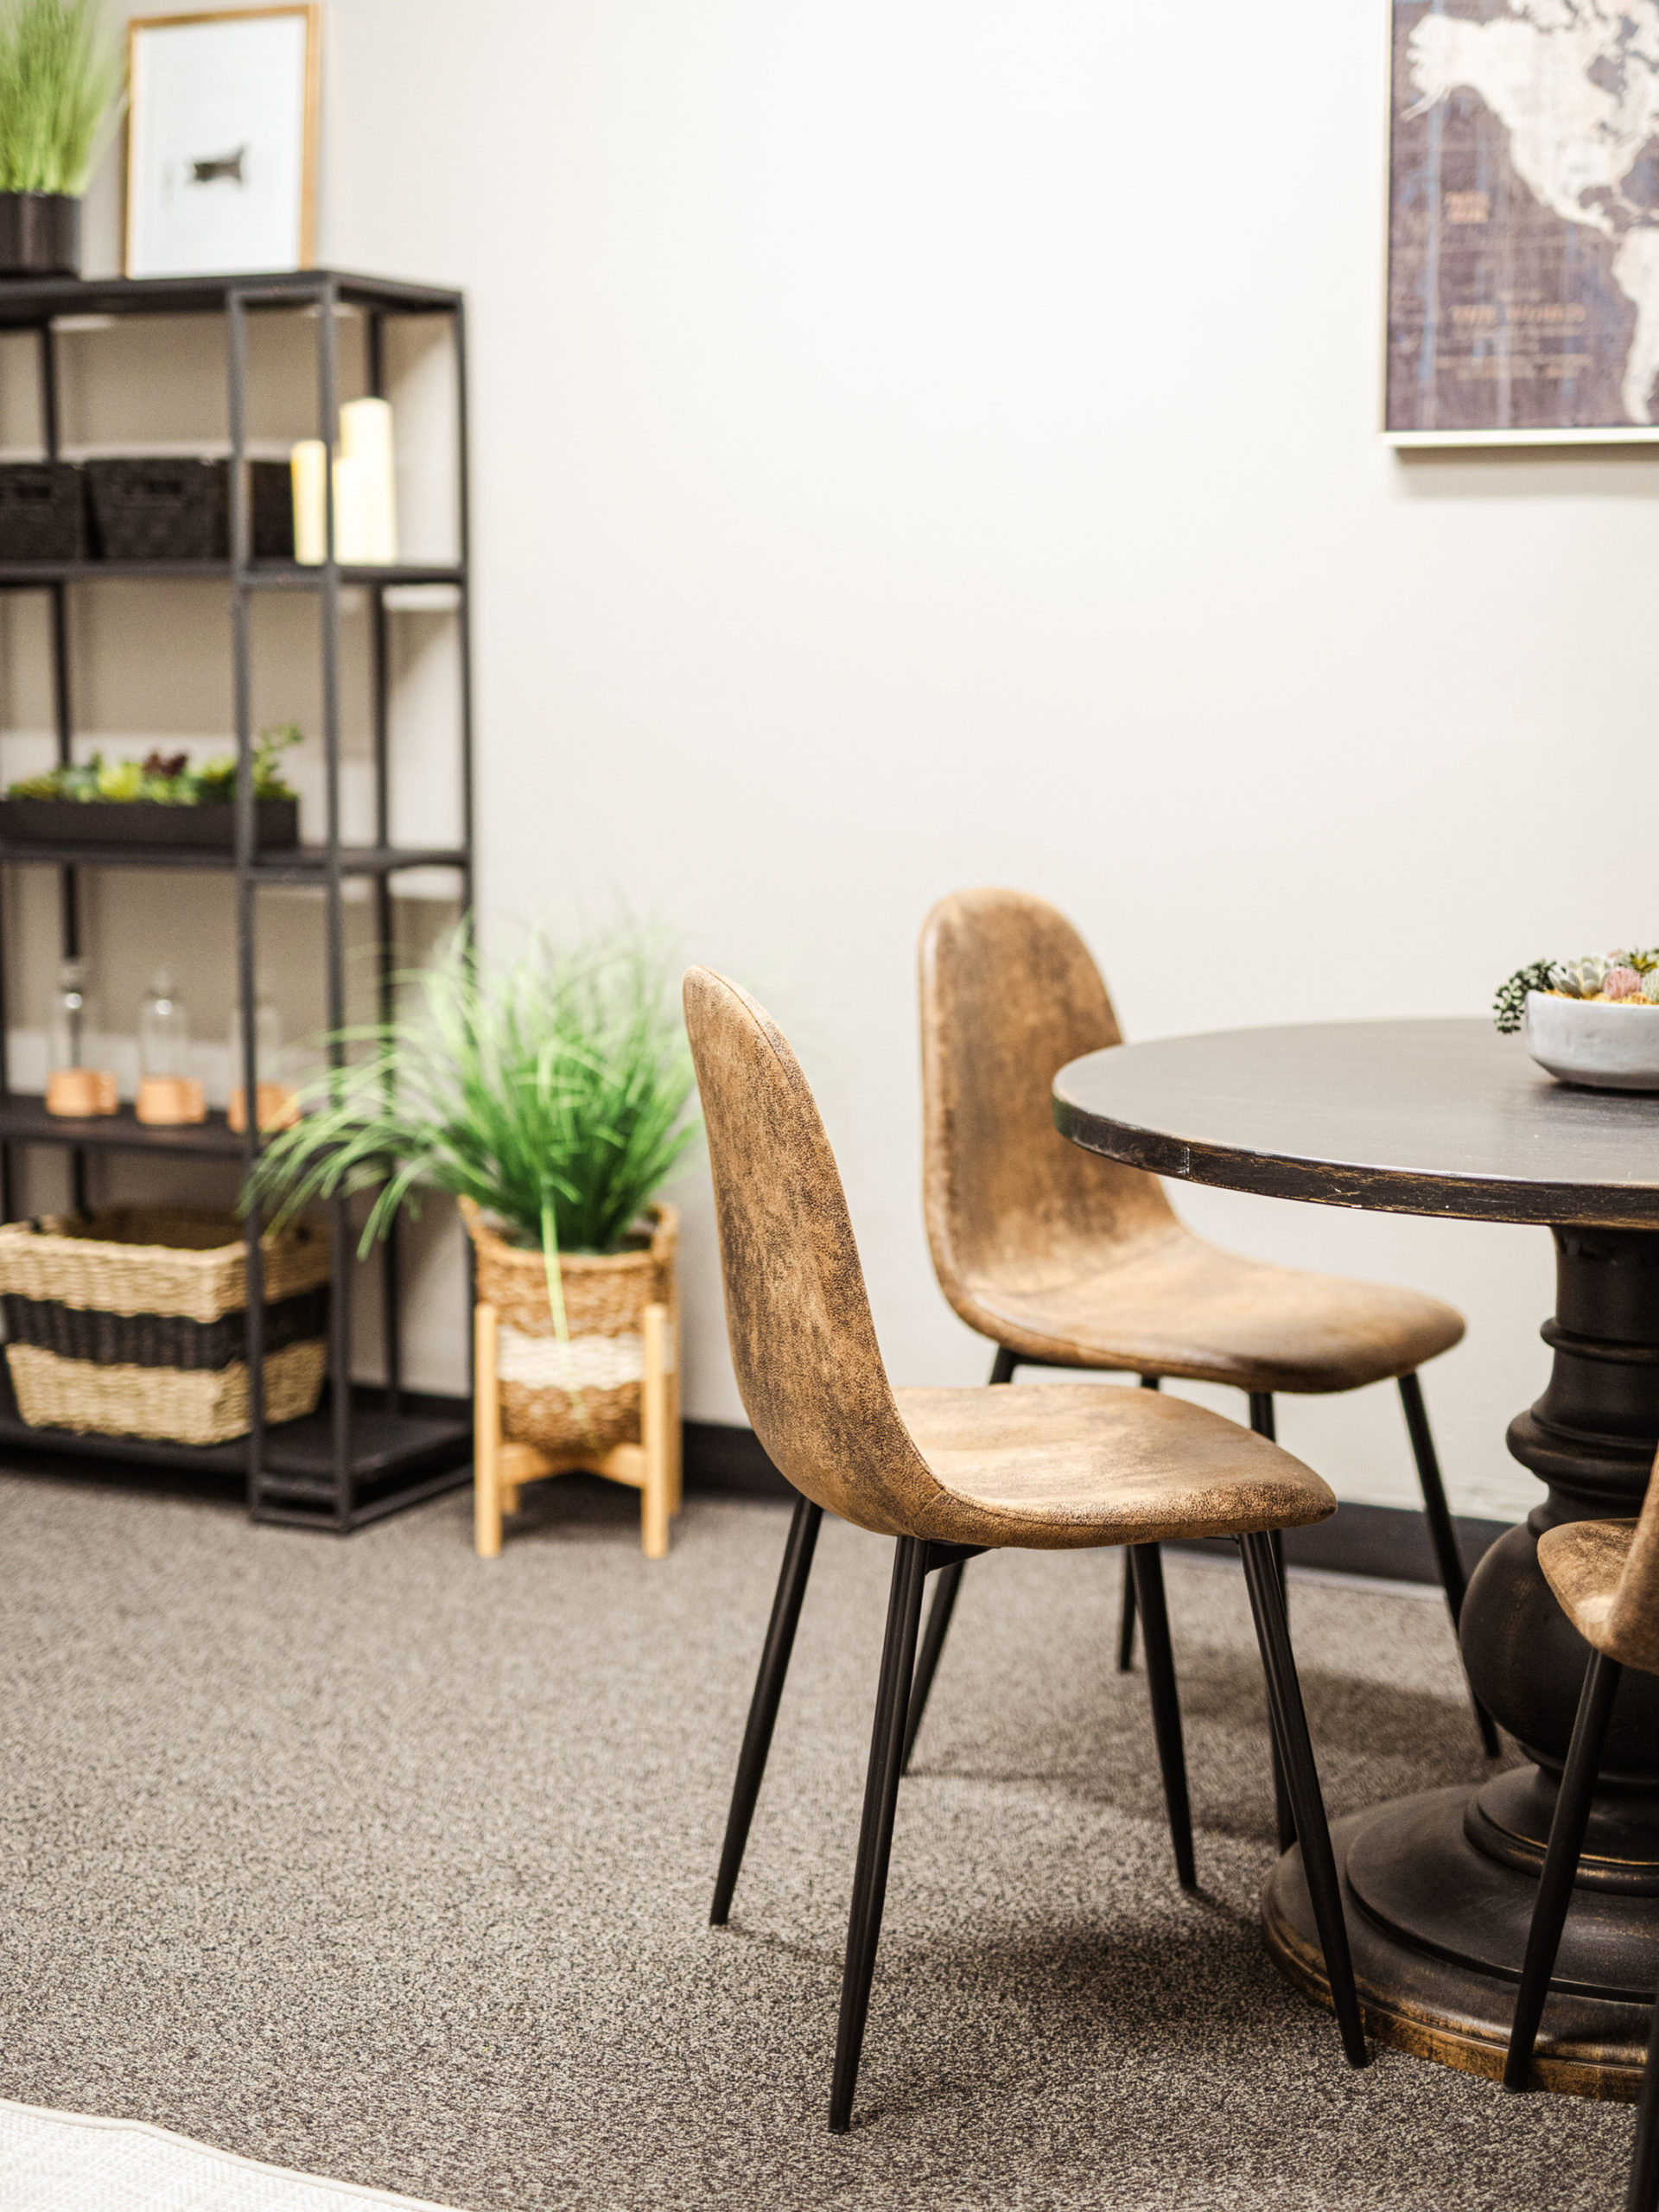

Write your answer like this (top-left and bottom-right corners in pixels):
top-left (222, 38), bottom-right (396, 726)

top-left (0, 2097), bottom-right (467, 2212)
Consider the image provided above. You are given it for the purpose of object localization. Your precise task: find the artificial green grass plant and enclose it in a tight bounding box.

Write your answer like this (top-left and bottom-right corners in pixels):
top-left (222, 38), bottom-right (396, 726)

top-left (0, 0), bottom-right (121, 196)
top-left (242, 924), bottom-right (699, 1268)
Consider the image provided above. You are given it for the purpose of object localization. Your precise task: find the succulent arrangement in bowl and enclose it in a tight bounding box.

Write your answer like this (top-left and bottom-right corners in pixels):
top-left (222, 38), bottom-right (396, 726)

top-left (1495, 950), bottom-right (1659, 1091)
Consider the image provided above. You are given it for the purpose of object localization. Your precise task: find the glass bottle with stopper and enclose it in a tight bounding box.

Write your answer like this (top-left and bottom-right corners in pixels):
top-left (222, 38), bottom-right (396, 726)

top-left (45, 957), bottom-right (118, 1119)
top-left (228, 981), bottom-right (299, 1134)
top-left (135, 967), bottom-right (205, 1126)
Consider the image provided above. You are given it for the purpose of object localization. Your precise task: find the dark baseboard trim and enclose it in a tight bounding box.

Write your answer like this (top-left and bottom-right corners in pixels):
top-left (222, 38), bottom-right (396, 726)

top-left (1168, 1501), bottom-right (1508, 1586)
top-left (683, 1420), bottom-right (1509, 1586)
top-left (683, 1419), bottom-right (796, 1501)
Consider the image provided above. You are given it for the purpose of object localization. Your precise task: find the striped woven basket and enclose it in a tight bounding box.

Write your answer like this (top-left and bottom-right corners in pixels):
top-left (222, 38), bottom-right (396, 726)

top-left (0, 1207), bottom-right (331, 1446)
top-left (461, 1198), bottom-right (677, 1455)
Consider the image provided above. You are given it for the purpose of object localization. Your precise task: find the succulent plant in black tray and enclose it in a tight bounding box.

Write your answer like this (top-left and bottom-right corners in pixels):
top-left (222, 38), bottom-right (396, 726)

top-left (0, 725), bottom-right (303, 848)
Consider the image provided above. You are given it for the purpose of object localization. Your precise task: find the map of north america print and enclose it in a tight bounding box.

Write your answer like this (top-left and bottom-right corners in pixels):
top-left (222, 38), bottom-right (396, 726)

top-left (1389, 1), bottom-right (1659, 435)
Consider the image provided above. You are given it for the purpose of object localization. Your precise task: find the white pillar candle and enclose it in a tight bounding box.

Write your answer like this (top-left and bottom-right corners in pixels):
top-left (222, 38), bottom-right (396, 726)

top-left (339, 396), bottom-right (397, 565)
top-left (290, 438), bottom-right (327, 564)
top-left (332, 454), bottom-right (371, 564)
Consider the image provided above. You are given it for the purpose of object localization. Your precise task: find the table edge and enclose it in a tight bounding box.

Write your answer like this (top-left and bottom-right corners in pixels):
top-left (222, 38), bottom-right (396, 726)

top-left (1051, 1082), bottom-right (1659, 1232)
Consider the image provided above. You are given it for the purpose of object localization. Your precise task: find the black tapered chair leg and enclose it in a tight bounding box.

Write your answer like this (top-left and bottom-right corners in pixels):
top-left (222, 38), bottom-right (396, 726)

top-left (1116, 1554), bottom-right (1138, 1672)
top-left (1503, 1647), bottom-right (1622, 2090)
top-left (902, 1559), bottom-right (963, 1770)
top-left (900, 1346), bottom-right (1015, 1767)
top-left (1116, 1376), bottom-right (1161, 1674)
top-left (711, 1493), bottom-right (823, 1925)
top-left (1129, 1541), bottom-right (1197, 1891)
top-left (1238, 1529), bottom-right (1369, 2068)
top-left (1398, 1371), bottom-right (1502, 1758)
top-left (1626, 1980), bottom-right (1659, 2211)
top-left (830, 1535), bottom-right (930, 2133)
top-left (1248, 1394), bottom-right (1297, 1855)
top-left (1248, 1396), bottom-right (1287, 1619)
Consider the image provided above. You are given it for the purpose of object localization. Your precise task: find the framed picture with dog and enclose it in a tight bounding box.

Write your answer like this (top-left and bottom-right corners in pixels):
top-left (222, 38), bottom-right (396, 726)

top-left (125, 6), bottom-right (320, 279)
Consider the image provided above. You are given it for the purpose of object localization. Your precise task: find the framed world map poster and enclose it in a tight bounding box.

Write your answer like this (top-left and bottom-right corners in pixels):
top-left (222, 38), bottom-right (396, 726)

top-left (1387, 2), bottom-right (1659, 443)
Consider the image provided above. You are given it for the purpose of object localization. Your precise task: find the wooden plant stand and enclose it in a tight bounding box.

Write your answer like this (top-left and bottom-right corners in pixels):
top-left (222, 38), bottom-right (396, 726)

top-left (472, 1298), bottom-right (682, 1559)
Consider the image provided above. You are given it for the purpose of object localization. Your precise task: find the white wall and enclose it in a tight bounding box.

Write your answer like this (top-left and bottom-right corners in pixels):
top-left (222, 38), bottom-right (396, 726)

top-left (51, 0), bottom-right (1658, 1520)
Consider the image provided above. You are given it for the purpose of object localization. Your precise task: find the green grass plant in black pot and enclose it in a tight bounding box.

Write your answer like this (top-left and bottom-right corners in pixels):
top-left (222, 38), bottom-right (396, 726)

top-left (0, 0), bottom-right (122, 277)
top-left (243, 922), bottom-right (700, 1469)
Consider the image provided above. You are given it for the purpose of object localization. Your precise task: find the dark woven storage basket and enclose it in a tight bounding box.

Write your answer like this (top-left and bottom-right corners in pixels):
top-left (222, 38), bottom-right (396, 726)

top-left (3, 1282), bottom-right (329, 1370)
top-left (0, 462), bottom-right (86, 561)
top-left (86, 457), bottom-right (228, 562)
top-left (250, 459), bottom-right (295, 559)
top-left (0, 1207), bottom-right (331, 1444)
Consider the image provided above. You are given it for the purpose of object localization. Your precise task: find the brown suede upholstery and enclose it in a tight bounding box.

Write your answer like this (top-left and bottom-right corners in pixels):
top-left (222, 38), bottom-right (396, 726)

top-left (683, 965), bottom-right (1335, 1551)
top-left (919, 888), bottom-right (1465, 1393)
top-left (1539, 1460), bottom-right (1659, 1674)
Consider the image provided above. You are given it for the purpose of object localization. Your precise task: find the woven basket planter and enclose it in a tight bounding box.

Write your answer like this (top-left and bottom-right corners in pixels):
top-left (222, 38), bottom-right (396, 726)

top-left (461, 1198), bottom-right (677, 1455)
top-left (0, 1207), bottom-right (331, 1446)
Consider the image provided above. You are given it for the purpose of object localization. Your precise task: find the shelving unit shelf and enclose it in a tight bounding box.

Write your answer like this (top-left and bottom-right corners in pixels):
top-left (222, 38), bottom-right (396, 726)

top-left (0, 268), bottom-right (474, 1531)
top-left (0, 844), bottom-right (468, 875)
top-left (0, 562), bottom-right (463, 588)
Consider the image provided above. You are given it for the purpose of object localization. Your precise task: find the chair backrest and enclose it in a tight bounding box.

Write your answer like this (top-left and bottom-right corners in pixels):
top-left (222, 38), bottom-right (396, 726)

top-left (682, 965), bottom-right (950, 1537)
top-left (918, 888), bottom-right (1175, 1307)
top-left (1602, 1450), bottom-right (1659, 1672)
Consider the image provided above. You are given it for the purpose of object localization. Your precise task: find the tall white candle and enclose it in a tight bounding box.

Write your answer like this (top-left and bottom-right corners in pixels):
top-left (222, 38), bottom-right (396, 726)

top-left (332, 454), bottom-right (371, 564)
top-left (339, 397), bottom-right (397, 565)
top-left (290, 438), bottom-right (327, 564)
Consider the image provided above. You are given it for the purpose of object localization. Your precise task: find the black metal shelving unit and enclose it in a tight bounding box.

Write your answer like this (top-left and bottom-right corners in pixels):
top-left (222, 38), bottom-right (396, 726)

top-left (0, 269), bottom-right (474, 1530)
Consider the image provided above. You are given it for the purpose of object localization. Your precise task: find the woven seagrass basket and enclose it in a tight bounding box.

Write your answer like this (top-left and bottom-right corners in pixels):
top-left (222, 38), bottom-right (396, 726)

top-left (461, 1199), bottom-right (677, 1455)
top-left (0, 1207), bottom-right (331, 1446)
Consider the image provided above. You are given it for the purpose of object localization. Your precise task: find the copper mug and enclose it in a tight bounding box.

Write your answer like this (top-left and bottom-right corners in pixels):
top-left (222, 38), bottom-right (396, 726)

top-left (228, 1082), bottom-right (300, 1135)
top-left (45, 1067), bottom-right (118, 1117)
top-left (135, 1075), bottom-right (206, 1126)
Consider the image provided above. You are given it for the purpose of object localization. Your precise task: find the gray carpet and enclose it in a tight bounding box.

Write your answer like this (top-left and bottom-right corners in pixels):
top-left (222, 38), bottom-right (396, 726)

top-left (0, 1465), bottom-right (1632, 2210)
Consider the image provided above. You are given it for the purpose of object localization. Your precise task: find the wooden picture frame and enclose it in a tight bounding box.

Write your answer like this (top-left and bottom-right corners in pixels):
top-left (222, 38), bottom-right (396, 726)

top-left (1383, 0), bottom-right (1659, 447)
top-left (124, 5), bottom-right (321, 280)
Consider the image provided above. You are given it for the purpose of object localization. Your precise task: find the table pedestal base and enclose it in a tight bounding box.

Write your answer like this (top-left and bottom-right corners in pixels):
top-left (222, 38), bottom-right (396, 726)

top-left (1262, 1225), bottom-right (1659, 2098)
top-left (1263, 1790), bottom-right (1656, 2099)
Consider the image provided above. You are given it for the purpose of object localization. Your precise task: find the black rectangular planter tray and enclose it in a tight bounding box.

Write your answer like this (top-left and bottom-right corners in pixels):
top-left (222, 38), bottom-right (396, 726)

top-left (0, 798), bottom-right (299, 849)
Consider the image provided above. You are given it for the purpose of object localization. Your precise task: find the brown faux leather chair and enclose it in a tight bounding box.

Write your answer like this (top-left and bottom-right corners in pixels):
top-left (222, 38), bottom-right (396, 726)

top-left (1505, 1468), bottom-right (1659, 2207)
top-left (684, 965), bottom-right (1368, 2134)
top-left (911, 888), bottom-right (1492, 1848)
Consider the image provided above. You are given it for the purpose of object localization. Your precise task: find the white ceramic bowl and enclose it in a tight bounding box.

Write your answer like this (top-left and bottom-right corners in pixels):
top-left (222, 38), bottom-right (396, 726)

top-left (1524, 990), bottom-right (1659, 1091)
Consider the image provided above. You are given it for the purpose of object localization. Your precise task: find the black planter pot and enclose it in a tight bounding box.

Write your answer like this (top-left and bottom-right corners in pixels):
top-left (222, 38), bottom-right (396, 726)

top-left (0, 194), bottom-right (80, 279)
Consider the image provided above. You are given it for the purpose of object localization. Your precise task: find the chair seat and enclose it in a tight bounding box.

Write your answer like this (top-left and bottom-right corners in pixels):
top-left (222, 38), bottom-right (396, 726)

top-left (893, 1382), bottom-right (1335, 1552)
top-left (958, 1227), bottom-right (1465, 1395)
top-left (1539, 1517), bottom-right (1642, 1659)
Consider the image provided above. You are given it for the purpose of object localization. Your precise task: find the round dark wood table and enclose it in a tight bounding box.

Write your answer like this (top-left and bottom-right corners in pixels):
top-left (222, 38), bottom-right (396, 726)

top-left (1052, 1016), bottom-right (1659, 2099)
